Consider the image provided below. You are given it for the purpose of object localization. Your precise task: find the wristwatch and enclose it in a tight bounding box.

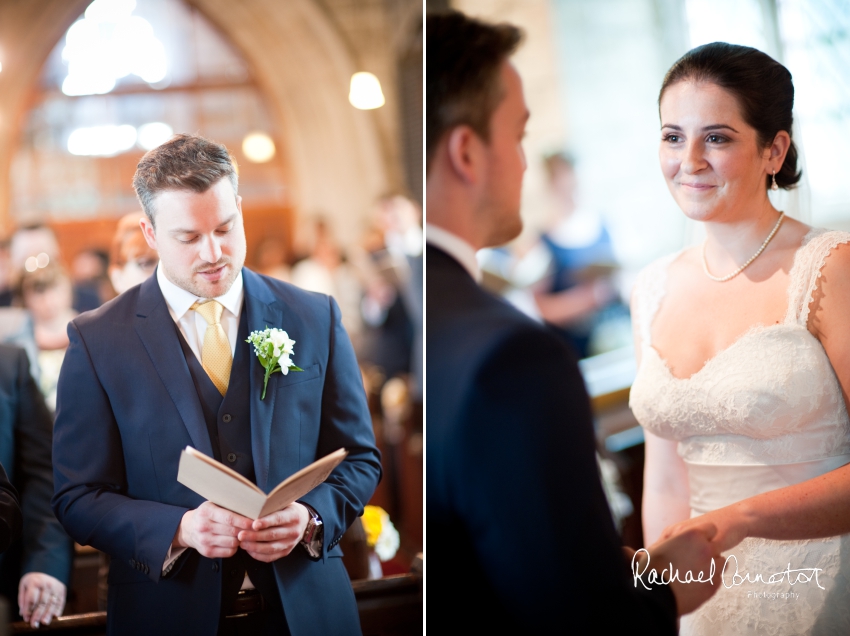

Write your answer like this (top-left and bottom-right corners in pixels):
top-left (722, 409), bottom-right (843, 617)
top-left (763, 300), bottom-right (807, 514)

top-left (301, 506), bottom-right (323, 559)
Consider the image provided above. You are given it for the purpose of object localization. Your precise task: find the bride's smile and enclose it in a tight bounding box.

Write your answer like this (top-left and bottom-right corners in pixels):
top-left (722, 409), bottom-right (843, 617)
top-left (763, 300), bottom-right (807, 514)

top-left (659, 81), bottom-right (780, 226)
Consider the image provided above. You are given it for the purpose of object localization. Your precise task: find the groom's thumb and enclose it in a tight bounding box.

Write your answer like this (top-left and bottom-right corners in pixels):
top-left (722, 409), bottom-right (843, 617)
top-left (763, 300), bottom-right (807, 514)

top-left (696, 522), bottom-right (719, 543)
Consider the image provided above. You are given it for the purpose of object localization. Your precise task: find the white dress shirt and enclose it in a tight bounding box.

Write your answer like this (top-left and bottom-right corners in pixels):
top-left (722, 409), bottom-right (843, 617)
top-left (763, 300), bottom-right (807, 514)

top-left (156, 264), bottom-right (244, 363)
top-left (425, 223), bottom-right (482, 283)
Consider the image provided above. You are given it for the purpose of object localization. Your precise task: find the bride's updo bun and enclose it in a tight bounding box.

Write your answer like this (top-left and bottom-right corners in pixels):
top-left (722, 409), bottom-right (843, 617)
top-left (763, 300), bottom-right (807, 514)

top-left (659, 42), bottom-right (802, 190)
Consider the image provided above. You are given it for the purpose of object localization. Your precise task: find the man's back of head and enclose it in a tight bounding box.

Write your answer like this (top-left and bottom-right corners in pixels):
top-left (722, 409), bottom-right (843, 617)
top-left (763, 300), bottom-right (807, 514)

top-left (426, 11), bottom-right (528, 250)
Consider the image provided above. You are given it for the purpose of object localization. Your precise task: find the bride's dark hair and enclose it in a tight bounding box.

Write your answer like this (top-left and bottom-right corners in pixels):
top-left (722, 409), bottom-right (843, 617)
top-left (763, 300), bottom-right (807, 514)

top-left (659, 42), bottom-right (802, 190)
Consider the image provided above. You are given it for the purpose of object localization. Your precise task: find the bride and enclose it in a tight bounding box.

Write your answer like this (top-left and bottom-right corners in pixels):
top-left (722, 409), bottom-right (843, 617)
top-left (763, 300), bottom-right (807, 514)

top-left (629, 42), bottom-right (850, 633)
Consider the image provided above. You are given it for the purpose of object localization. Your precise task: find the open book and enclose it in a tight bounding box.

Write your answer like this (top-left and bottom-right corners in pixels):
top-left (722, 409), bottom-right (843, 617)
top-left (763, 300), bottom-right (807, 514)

top-left (177, 446), bottom-right (348, 519)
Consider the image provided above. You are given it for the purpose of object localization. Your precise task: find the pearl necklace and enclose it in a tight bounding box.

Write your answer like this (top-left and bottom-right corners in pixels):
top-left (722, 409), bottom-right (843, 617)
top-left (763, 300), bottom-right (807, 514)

top-left (702, 212), bottom-right (785, 282)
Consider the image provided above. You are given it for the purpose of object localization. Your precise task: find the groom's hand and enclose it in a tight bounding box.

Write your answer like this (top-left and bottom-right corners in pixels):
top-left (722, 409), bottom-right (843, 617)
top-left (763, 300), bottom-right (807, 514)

top-left (647, 525), bottom-right (723, 616)
top-left (174, 501), bottom-right (253, 558)
top-left (237, 502), bottom-right (310, 563)
top-left (659, 503), bottom-right (752, 553)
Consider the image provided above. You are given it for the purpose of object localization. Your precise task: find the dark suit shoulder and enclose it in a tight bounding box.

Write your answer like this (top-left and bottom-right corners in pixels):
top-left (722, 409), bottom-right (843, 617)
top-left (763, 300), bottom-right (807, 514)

top-left (65, 287), bottom-right (145, 367)
top-left (244, 269), bottom-right (333, 316)
top-left (0, 344), bottom-right (28, 384)
top-left (72, 284), bottom-right (142, 331)
top-left (427, 244), bottom-right (573, 372)
top-left (427, 244), bottom-right (538, 320)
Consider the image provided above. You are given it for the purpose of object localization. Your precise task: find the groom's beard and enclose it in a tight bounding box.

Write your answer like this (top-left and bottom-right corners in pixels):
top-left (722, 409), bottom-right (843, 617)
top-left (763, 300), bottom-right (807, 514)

top-left (162, 254), bottom-right (242, 299)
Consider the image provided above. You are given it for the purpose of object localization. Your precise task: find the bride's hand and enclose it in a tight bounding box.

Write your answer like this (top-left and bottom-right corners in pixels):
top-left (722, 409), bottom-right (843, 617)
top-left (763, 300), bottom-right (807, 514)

top-left (659, 503), bottom-right (753, 553)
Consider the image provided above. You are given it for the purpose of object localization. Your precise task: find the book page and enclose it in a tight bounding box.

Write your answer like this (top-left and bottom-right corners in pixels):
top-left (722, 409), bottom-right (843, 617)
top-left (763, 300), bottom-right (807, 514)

top-left (259, 448), bottom-right (349, 517)
top-left (177, 446), bottom-right (348, 520)
top-left (177, 447), bottom-right (266, 519)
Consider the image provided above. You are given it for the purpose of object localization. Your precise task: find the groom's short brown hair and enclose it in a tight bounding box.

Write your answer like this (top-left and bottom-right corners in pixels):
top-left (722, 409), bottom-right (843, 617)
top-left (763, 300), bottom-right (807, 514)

top-left (426, 11), bottom-right (522, 172)
top-left (132, 133), bottom-right (238, 227)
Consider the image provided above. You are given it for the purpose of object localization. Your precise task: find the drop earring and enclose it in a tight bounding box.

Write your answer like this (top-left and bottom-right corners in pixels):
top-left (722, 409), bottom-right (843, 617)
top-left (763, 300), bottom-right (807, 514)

top-left (771, 170), bottom-right (779, 191)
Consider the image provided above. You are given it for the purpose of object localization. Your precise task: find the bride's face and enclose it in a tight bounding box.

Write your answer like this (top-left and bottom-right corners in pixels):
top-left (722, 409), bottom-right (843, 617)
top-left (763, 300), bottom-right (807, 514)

top-left (658, 80), bottom-right (771, 223)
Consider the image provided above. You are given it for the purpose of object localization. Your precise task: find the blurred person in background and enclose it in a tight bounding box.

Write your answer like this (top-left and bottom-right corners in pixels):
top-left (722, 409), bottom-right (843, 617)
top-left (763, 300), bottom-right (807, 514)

top-left (9, 225), bottom-right (99, 315)
top-left (71, 249), bottom-right (113, 308)
top-left (0, 237), bottom-right (39, 381)
top-left (108, 213), bottom-right (158, 295)
top-left (9, 226), bottom-right (60, 281)
top-left (0, 463), bottom-right (22, 555)
top-left (357, 196), bottom-right (423, 387)
top-left (291, 218), bottom-right (365, 353)
top-left (0, 240), bottom-right (14, 307)
top-left (15, 264), bottom-right (77, 412)
top-left (527, 152), bottom-right (626, 357)
top-left (255, 236), bottom-right (292, 283)
top-left (371, 194), bottom-right (422, 401)
top-left (0, 344), bottom-right (73, 628)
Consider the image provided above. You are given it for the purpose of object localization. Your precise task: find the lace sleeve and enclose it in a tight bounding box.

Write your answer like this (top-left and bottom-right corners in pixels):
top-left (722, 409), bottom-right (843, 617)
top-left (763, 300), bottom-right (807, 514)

top-left (631, 253), bottom-right (677, 348)
top-left (786, 229), bottom-right (850, 327)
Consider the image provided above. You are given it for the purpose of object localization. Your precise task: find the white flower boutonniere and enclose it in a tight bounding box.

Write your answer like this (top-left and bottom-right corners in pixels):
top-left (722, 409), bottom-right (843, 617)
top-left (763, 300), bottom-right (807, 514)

top-left (246, 327), bottom-right (303, 399)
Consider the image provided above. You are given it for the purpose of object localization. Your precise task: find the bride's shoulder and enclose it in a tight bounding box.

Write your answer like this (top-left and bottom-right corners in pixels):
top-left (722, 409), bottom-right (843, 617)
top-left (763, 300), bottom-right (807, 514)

top-left (797, 226), bottom-right (850, 269)
top-left (634, 246), bottom-right (694, 285)
top-left (798, 225), bottom-right (850, 244)
top-left (631, 247), bottom-right (695, 310)
top-left (800, 228), bottom-right (850, 339)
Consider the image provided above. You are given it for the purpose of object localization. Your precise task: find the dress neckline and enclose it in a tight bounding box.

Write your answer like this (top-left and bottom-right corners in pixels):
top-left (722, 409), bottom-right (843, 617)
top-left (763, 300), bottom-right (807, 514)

top-left (647, 227), bottom-right (820, 381)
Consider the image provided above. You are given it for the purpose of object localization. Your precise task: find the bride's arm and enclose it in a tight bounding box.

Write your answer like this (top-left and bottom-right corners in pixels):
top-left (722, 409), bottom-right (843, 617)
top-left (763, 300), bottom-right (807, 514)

top-left (663, 460), bottom-right (850, 552)
top-left (661, 242), bottom-right (850, 550)
top-left (631, 282), bottom-right (692, 546)
top-left (642, 430), bottom-right (692, 545)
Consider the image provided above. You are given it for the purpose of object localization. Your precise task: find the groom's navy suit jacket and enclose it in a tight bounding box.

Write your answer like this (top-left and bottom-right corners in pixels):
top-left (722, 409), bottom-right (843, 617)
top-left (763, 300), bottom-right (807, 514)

top-left (426, 244), bottom-right (677, 633)
top-left (52, 268), bottom-right (381, 635)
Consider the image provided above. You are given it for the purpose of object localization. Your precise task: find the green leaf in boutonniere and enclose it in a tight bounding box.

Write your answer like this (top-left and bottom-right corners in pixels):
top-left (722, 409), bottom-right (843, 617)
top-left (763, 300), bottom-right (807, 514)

top-left (246, 327), bottom-right (304, 399)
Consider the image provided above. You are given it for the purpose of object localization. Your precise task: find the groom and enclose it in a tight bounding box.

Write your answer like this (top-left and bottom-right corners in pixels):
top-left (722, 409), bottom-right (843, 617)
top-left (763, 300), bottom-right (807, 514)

top-left (52, 134), bottom-right (381, 635)
top-left (426, 11), bottom-right (721, 633)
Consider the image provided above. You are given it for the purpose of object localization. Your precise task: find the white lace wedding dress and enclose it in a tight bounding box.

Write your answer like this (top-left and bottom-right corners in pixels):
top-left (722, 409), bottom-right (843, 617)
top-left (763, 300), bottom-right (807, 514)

top-left (630, 228), bottom-right (850, 635)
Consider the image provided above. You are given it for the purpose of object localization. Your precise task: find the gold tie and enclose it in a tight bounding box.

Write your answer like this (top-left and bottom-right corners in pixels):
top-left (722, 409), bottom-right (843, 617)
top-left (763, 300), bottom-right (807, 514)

top-left (191, 300), bottom-right (231, 396)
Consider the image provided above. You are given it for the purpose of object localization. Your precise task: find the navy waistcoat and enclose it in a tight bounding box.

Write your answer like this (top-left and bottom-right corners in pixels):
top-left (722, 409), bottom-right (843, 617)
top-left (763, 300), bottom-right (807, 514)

top-left (177, 306), bottom-right (281, 613)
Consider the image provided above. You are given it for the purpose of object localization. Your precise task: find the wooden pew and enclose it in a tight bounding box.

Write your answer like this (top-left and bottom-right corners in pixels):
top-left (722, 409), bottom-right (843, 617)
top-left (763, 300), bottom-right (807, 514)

top-left (10, 567), bottom-right (423, 635)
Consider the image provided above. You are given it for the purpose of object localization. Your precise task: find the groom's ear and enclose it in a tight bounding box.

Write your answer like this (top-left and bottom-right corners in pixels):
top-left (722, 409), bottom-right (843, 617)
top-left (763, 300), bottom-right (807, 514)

top-left (446, 125), bottom-right (485, 186)
top-left (140, 215), bottom-right (158, 251)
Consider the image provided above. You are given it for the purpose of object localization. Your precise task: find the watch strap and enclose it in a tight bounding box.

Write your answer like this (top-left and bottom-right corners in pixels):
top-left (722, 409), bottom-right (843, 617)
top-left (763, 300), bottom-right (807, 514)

top-left (300, 504), bottom-right (323, 559)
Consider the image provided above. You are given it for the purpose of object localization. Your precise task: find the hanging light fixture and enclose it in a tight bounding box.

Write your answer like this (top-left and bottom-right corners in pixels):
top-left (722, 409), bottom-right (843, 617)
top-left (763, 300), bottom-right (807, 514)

top-left (67, 124), bottom-right (137, 156)
top-left (349, 72), bottom-right (385, 110)
top-left (242, 132), bottom-right (276, 163)
top-left (60, 0), bottom-right (168, 96)
top-left (137, 122), bottom-right (173, 150)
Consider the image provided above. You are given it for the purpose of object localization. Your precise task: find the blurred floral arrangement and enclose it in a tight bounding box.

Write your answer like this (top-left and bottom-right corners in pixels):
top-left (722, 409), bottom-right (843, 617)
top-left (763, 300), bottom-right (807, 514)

top-left (362, 505), bottom-right (400, 562)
